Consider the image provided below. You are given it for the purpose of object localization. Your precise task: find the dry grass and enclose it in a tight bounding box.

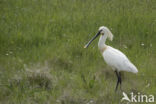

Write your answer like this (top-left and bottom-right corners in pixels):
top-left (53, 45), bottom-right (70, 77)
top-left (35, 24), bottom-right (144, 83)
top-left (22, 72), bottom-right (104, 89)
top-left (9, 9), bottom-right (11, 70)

top-left (9, 63), bottom-right (54, 90)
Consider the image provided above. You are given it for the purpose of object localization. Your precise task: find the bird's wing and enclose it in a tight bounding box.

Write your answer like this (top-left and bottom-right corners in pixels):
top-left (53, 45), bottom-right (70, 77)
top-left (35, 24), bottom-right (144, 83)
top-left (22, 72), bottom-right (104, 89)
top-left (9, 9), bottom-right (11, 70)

top-left (123, 60), bottom-right (138, 73)
top-left (103, 46), bottom-right (138, 73)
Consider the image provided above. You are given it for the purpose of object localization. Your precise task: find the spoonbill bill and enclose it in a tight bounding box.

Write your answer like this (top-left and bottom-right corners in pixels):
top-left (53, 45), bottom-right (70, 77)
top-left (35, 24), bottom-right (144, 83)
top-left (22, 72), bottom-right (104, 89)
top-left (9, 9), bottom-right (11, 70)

top-left (84, 26), bottom-right (138, 91)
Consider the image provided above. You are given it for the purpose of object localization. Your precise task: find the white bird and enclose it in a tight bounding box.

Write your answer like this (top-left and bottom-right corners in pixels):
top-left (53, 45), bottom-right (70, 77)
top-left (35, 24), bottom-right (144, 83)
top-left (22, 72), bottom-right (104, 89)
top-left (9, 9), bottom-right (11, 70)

top-left (84, 26), bottom-right (138, 91)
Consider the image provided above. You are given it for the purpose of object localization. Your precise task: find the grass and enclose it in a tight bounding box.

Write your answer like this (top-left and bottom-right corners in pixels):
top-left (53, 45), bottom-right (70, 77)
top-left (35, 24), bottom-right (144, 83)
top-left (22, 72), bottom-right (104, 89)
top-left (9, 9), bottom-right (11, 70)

top-left (0, 0), bottom-right (156, 103)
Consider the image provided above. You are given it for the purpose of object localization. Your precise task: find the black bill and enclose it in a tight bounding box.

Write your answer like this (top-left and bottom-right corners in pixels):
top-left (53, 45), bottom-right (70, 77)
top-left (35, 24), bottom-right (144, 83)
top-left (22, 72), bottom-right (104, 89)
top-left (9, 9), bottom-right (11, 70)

top-left (84, 30), bottom-right (101, 48)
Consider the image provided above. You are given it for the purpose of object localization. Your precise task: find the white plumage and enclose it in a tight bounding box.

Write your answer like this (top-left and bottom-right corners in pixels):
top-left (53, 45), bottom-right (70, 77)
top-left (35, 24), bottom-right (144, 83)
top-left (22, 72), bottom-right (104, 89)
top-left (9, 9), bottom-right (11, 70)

top-left (84, 26), bottom-right (138, 91)
top-left (102, 46), bottom-right (138, 73)
top-left (97, 26), bottom-right (138, 73)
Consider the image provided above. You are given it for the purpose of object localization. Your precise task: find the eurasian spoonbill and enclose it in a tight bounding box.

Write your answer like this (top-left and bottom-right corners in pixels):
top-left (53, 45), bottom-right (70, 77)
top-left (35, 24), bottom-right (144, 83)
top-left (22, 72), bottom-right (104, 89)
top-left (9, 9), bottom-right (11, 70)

top-left (84, 26), bottom-right (138, 91)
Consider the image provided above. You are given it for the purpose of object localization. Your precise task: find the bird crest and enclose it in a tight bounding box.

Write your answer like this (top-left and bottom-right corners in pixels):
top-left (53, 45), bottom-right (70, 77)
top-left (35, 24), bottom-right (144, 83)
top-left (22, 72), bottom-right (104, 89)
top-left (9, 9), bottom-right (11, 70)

top-left (99, 26), bottom-right (113, 41)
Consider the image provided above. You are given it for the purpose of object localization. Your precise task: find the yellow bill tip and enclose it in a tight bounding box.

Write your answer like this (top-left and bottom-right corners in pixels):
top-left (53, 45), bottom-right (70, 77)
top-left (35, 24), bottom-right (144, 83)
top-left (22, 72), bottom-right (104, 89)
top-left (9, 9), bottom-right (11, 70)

top-left (84, 45), bottom-right (87, 48)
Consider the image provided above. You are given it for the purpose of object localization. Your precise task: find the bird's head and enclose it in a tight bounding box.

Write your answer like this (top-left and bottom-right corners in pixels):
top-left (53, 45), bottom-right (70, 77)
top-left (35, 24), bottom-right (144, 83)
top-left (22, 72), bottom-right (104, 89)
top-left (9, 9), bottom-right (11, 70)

top-left (98, 26), bottom-right (113, 41)
top-left (84, 26), bottom-right (113, 48)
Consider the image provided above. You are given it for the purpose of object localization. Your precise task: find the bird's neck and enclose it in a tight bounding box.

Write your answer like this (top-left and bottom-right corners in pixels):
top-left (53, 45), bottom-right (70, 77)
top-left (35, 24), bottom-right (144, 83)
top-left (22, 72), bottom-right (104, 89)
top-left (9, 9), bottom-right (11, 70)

top-left (98, 35), bottom-right (107, 53)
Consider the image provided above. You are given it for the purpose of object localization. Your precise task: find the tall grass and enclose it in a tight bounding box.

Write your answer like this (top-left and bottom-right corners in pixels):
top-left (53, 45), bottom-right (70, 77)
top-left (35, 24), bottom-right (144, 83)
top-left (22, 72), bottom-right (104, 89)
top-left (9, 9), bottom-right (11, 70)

top-left (0, 0), bottom-right (156, 103)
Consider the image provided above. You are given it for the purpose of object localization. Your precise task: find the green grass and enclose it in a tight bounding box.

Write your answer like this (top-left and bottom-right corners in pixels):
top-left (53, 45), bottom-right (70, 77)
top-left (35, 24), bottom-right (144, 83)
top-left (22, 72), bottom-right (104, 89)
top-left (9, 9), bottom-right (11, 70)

top-left (0, 0), bottom-right (156, 103)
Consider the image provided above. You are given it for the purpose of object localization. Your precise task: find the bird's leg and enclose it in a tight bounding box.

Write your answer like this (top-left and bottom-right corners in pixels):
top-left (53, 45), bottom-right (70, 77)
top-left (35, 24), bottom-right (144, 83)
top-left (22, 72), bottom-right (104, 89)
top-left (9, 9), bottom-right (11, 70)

top-left (115, 70), bottom-right (119, 92)
top-left (119, 72), bottom-right (122, 91)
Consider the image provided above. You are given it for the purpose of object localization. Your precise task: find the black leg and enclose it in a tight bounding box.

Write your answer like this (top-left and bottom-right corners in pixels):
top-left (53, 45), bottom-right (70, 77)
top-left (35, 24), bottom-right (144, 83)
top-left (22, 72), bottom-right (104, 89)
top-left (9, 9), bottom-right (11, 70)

top-left (115, 71), bottom-right (122, 92)
top-left (115, 71), bottom-right (119, 92)
top-left (119, 72), bottom-right (122, 91)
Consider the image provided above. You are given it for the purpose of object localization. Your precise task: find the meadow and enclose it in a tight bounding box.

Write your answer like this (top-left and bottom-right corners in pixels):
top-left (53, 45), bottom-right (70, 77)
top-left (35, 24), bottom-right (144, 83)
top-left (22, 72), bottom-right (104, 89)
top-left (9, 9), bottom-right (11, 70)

top-left (0, 0), bottom-right (156, 104)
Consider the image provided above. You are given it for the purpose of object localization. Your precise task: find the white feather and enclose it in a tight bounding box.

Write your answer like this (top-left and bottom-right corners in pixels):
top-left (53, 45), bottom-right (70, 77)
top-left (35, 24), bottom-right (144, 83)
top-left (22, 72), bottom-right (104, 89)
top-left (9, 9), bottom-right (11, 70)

top-left (99, 26), bottom-right (113, 41)
top-left (103, 46), bottom-right (138, 73)
top-left (98, 26), bottom-right (138, 73)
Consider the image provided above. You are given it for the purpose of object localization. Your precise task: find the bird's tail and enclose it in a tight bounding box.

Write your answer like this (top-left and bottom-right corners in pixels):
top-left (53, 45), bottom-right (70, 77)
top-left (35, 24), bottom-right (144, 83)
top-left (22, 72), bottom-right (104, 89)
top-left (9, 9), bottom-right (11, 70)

top-left (124, 60), bottom-right (138, 73)
top-left (128, 62), bottom-right (138, 73)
